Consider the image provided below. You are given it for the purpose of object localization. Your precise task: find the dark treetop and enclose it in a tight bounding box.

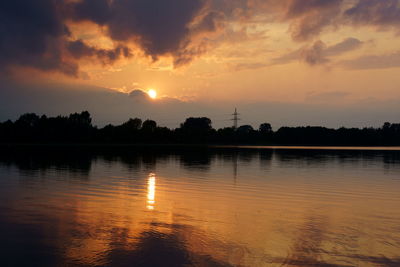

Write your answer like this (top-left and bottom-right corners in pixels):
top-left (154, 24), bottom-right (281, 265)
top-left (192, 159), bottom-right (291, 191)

top-left (1, 111), bottom-right (400, 146)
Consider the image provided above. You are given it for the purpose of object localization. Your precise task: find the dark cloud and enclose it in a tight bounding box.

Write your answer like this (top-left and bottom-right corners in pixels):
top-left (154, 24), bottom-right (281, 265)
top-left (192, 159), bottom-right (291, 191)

top-left (68, 0), bottom-right (112, 25)
top-left (128, 89), bottom-right (187, 105)
top-left (0, 0), bottom-right (134, 76)
top-left (282, 0), bottom-right (400, 41)
top-left (192, 11), bottom-right (225, 33)
top-left (325, 37), bottom-right (363, 56)
top-left (1, 0), bottom-right (400, 76)
top-left (172, 41), bottom-right (209, 67)
top-left (273, 38), bottom-right (363, 65)
top-left (0, 0), bottom-right (78, 76)
top-left (69, 0), bottom-right (207, 63)
top-left (67, 40), bottom-right (132, 64)
top-left (300, 40), bottom-right (328, 65)
top-left (0, 0), bottom-right (223, 74)
top-left (345, 0), bottom-right (400, 28)
top-left (285, 0), bottom-right (342, 18)
top-left (284, 0), bottom-right (343, 41)
top-left (129, 89), bottom-right (150, 102)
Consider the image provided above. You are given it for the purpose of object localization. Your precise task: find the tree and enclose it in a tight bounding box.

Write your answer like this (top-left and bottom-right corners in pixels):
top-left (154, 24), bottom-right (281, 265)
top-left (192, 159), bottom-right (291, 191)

top-left (181, 117), bottom-right (212, 133)
top-left (68, 111), bottom-right (92, 129)
top-left (237, 125), bottom-right (254, 134)
top-left (383, 122), bottom-right (391, 131)
top-left (142, 120), bottom-right (157, 133)
top-left (122, 118), bottom-right (142, 131)
top-left (259, 123), bottom-right (272, 133)
top-left (16, 113), bottom-right (40, 127)
top-left (178, 117), bottom-right (213, 143)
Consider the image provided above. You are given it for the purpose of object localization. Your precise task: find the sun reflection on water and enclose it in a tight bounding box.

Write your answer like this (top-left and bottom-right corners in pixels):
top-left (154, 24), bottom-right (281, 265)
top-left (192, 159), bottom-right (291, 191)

top-left (1, 151), bottom-right (400, 266)
top-left (147, 173), bottom-right (156, 210)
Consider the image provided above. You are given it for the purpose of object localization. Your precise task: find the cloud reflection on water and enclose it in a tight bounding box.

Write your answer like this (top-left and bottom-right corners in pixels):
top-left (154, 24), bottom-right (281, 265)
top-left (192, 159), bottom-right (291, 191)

top-left (0, 147), bottom-right (400, 266)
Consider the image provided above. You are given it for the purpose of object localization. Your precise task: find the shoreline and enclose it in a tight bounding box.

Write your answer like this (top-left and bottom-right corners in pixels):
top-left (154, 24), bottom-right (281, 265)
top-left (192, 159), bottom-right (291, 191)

top-left (1, 143), bottom-right (400, 151)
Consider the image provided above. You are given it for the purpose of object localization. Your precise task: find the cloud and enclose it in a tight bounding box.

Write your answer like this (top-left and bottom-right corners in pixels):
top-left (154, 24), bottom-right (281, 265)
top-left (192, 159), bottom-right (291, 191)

top-left (306, 91), bottom-right (350, 103)
top-left (300, 40), bottom-right (328, 65)
top-left (0, 0), bottom-right (78, 76)
top-left (273, 38), bottom-right (363, 65)
top-left (281, 0), bottom-right (400, 41)
top-left (1, 0), bottom-right (400, 77)
top-left (2, 79), bottom-right (400, 129)
top-left (128, 89), bottom-right (151, 102)
top-left (0, 80), bottom-right (200, 127)
top-left (284, 0), bottom-right (344, 41)
top-left (301, 38), bottom-right (363, 65)
top-left (0, 0), bottom-right (135, 77)
top-left (325, 37), bottom-right (363, 55)
top-left (68, 0), bottom-right (112, 25)
top-left (67, 40), bottom-right (132, 64)
top-left (128, 89), bottom-right (187, 105)
top-left (68, 0), bottom-right (208, 65)
top-left (345, 0), bottom-right (400, 28)
top-left (0, 0), bottom-right (227, 75)
top-left (232, 37), bottom-right (363, 69)
top-left (230, 62), bottom-right (269, 72)
top-left (340, 51), bottom-right (400, 70)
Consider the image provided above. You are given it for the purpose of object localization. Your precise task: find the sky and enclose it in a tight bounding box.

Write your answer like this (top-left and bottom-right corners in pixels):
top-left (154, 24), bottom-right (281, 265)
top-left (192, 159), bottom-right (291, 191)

top-left (1, 0), bottom-right (400, 129)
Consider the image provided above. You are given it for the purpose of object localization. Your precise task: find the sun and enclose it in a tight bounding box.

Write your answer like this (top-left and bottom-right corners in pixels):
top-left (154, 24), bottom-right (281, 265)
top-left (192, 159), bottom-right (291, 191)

top-left (148, 89), bottom-right (157, 99)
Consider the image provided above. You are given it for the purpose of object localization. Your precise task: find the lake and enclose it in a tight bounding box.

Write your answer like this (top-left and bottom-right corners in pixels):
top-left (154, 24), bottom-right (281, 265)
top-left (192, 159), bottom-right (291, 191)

top-left (0, 146), bottom-right (400, 266)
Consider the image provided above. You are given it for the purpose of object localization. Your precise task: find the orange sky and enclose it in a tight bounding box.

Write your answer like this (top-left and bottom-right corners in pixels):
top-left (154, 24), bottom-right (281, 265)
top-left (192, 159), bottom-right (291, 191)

top-left (61, 18), bottom-right (400, 104)
top-left (1, 0), bottom-right (400, 128)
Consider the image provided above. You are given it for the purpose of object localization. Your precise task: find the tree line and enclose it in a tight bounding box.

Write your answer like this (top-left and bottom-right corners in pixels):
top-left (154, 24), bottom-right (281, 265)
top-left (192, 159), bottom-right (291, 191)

top-left (0, 111), bottom-right (399, 145)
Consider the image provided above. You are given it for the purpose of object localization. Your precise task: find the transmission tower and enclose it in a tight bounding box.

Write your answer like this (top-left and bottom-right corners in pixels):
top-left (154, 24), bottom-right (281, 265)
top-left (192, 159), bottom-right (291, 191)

top-left (231, 108), bottom-right (240, 129)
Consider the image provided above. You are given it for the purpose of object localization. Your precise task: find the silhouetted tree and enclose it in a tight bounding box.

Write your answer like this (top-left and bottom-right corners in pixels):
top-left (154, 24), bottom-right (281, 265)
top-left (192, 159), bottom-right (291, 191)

top-left (178, 117), bottom-right (213, 143)
top-left (383, 122), bottom-right (391, 130)
top-left (216, 127), bottom-right (236, 143)
top-left (259, 123), bottom-right (272, 133)
top-left (181, 117), bottom-right (212, 132)
top-left (121, 118), bottom-right (142, 130)
top-left (142, 120), bottom-right (157, 133)
top-left (68, 111), bottom-right (92, 127)
top-left (1, 111), bottom-right (400, 145)
top-left (16, 113), bottom-right (40, 127)
top-left (237, 125), bottom-right (254, 134)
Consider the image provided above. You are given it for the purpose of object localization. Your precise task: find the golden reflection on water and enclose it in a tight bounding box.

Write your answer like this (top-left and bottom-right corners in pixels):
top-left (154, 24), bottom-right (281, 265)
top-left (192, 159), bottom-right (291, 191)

top-left (23, 171), bottom-right (400, 266)
top-left (1, 150), bottom-right (400, 266)
top-left (147, 173), bottom-right (156, 210)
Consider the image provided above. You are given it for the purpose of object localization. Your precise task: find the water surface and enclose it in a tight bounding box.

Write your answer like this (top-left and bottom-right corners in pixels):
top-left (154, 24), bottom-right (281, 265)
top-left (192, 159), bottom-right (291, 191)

top-left (0, 147), bottom-right (400, 266)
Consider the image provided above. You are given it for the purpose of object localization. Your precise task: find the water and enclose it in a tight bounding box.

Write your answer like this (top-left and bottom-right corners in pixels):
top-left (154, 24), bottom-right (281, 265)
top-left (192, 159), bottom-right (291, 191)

top-left (0, 147), bottom-right (400, 267)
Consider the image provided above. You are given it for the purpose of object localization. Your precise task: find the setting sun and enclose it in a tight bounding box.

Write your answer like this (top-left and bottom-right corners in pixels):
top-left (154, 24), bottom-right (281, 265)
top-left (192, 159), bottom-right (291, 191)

top-left (3, 1), bottom-right (400, 266)
top-left (148, 89), bottom-right (157, 99)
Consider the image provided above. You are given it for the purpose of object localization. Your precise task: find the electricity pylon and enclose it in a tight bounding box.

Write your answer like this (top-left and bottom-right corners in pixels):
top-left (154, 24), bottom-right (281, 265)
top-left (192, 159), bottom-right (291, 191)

top-left (231, 108), bottom-right (240, 129)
